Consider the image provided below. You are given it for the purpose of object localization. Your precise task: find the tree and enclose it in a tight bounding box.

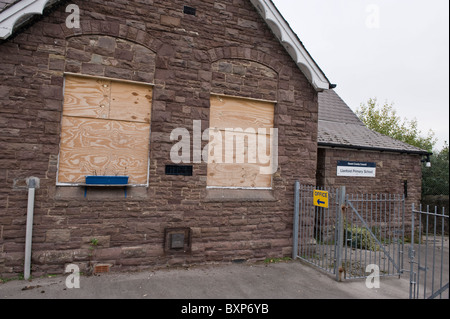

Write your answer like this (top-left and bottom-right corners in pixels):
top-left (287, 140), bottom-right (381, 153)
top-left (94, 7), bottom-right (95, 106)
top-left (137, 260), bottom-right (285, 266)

top-left (356, 98), bottom-right (437, 152)
top-left (422, 142), bottom-right (449, 196)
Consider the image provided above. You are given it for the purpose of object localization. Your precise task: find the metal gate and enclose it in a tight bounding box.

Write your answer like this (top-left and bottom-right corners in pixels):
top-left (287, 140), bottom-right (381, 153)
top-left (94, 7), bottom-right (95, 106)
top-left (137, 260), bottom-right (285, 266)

top-left (293, 182), bottom-right (405, 282)
top-left (409, 205), bottom-right (449, 299)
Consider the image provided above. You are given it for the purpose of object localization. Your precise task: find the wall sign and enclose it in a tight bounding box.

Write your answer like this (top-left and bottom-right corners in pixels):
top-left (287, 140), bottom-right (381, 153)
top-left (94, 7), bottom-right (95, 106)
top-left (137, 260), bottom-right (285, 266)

top-left (337, 161), bottom-right (377, 178)
top-left (314, 190), bottom-right (329, 208)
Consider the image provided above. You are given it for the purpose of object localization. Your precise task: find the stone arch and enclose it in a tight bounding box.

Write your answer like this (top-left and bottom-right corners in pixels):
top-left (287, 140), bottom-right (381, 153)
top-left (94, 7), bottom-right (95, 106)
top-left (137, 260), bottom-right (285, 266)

top-left (208, 47), bottom-right (280, 102)
top-left (211, 58), bottom-right (279, 102)
top-left (60, 22), bottom-right (175, 82)
top-left (61, 21), bottom-right (166, 54)
top-left (64, 34), bottom-right (157, 83)
top-left (207, 46), bottom-right (283, 76)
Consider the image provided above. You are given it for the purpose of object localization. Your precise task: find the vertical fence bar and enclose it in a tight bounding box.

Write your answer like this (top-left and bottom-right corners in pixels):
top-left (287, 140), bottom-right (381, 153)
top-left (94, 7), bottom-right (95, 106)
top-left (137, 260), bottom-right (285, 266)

top-left (306, 185), bottom-right (310, 259)
top-left (439, 208), bottom-right (445, 299)
top-left (388, 194), bottom-right (392, 275)
top-left (333, 191), bottom-right (338, 275)
top-left (415, 204), bottom-right (422, 299)
top-left (400, 195), bottom-right (405, 274)
top-left (302, 184), bottom-right (308, 260)
top-left (293, 181), bottom-right (300, 260)
top-left (370, 194), bottom-right (374, 268)
top-left (317, 192), bottom-right (321, 269)
top-left (325, 189), bottom-right (331, 273)
top-left (306, 186), bottom-right (311, 261)
top-left (383, 194), bottom-right (387, 274)
top-left (424, 205), bottom-right (429, 299)
top-left (308, 186), bottom-right (318, 266)
top-left (335, 186), bottom-right (346, 281)
top-left (399, 195), bottom-right (404, 273)
top-left (365, 193), bottom-right (369, 276)
top-left (299, 185), bottom-right (304, 259)
top-left (431, 206), bottom-right (437, 298)
top-left (299, 185), bottom-right (305, 259)
top-left (355, 194), bottom-right (359, 277)
top-left (349, 193), bottom-right (354, 277)
top-left (409, 204), bottom-right (416, 299)
top-left (401, 195), bottom-right (405, 272)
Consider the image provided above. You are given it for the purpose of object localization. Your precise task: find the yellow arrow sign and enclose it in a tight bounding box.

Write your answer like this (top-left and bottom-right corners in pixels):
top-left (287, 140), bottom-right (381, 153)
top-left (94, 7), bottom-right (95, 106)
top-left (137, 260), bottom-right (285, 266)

top-left (314, 190), bottom-right (329, 208)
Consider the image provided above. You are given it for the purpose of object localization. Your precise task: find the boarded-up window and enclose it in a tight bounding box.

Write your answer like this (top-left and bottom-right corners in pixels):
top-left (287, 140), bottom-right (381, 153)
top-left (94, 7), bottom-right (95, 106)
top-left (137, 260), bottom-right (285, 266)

top-left (58, 75), bottom-right (152, 185)
top-left (207, 95), bottom-right (275, 189)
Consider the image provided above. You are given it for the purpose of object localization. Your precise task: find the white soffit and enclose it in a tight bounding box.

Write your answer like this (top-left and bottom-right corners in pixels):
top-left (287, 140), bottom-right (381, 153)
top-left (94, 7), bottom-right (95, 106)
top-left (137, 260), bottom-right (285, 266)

top-left (250, 0), bottom-right (331, 91)
top-left (0, 0), bottom-right (55, 40)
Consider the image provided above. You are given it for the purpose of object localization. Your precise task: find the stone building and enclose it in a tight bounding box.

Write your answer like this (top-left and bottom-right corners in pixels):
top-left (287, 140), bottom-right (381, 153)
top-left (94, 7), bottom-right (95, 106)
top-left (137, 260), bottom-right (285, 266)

top-left (0, 0), bottom-right (334, 277)
top-left (317, 89), bottom-right (429, 209)
top-left (0, 0), bottom-right (427, 278)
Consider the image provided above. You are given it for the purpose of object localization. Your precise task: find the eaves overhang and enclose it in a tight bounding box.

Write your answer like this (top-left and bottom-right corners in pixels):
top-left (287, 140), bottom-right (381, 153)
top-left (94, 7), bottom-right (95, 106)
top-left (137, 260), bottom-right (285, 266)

top-left (250, 0), bottom-right (332, 91)
top-left (1, 0), bottom-right (333, 92)
top-left (0, 0), bottom-right (58, 40)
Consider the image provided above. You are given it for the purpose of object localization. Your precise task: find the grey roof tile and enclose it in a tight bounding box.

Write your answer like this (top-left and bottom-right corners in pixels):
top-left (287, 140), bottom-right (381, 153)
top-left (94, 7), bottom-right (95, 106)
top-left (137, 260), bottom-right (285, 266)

top-left (319, 89), bottom-right (364, 126)
top-left (0, 0), bottom-right (21, 12)
top-left (318, 90), bottom-right (428, 154)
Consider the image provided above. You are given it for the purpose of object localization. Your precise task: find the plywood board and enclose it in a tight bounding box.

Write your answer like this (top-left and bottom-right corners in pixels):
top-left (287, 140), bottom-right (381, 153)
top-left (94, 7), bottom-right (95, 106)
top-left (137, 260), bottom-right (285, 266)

top-left (63, 75), bottom-right (111, 119)
top-left (207, 95), bottom-right (275, 188)
top-left (110, 81), bottom-right (153, 124)
top-left (207, 130), bottom-right (274, 165)
top-left (206, 131), bottom-right (274, 188)
top-left (207, 163), bottom-right (272, 188)
top-left (210, 95), bottom-right (274, 131)
top-left (58, 117), bottom-right (150, 185)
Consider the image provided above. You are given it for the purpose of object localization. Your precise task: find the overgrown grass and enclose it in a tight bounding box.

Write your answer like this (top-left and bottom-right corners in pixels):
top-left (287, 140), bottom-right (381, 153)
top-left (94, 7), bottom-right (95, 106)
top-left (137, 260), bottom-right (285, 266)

top-left (264, 257), bottom-right (292, 264)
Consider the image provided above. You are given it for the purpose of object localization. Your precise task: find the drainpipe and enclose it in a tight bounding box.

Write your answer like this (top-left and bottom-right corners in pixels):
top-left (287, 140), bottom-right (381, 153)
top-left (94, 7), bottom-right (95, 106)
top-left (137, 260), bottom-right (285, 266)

top-left (24, 177), bottom-right (39, 280)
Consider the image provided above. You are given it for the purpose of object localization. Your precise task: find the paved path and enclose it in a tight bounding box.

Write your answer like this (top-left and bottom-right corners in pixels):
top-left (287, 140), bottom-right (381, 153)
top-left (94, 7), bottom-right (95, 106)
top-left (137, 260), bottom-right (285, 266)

top-left (1, 260), bottom-right (411, 300)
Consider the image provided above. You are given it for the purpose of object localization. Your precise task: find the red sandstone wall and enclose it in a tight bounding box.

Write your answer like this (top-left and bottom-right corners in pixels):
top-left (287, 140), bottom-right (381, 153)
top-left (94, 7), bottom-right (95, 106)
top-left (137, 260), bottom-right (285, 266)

top-left (317, 148), bottom-right (423, 210)
top-left (0, 0), bottom-right (319, 277)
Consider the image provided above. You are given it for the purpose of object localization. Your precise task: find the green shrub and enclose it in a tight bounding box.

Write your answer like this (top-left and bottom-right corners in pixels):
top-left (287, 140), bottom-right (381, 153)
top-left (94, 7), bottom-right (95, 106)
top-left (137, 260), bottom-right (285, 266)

top-left (345, 226), bottom-right (380, 251)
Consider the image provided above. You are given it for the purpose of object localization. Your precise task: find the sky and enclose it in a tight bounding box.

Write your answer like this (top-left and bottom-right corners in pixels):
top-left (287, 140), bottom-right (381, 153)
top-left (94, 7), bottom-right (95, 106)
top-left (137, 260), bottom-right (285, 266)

top-left (272, 0), bottom-right (449, 150)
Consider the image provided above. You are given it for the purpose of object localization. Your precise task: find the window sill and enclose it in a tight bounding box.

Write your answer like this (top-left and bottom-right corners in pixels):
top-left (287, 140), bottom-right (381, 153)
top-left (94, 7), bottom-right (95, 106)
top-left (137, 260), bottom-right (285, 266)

top-left (54, 185), bottom-right (149, 200)
top-left (205, 188), bottom-right (277, 202)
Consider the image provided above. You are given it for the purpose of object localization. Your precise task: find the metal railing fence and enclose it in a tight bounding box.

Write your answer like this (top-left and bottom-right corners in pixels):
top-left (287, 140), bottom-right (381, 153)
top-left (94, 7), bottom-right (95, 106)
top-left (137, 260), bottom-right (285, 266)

top-left (409, 205), bottom-right (449, 299)
top-left (293, 182), bottom-right (405, 281)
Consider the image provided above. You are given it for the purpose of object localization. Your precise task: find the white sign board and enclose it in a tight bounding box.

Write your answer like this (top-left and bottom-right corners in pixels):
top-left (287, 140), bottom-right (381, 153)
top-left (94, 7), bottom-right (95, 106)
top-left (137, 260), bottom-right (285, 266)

top-left (337, 161), bottom-right (376, 178)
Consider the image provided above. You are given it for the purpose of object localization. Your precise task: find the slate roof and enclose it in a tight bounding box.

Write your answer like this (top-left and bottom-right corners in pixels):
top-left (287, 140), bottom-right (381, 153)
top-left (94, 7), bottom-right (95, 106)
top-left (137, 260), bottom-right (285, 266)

top-left (0, 0), bottom-right (20, 12)
top-left (318, 90), bottom-right (429, 155)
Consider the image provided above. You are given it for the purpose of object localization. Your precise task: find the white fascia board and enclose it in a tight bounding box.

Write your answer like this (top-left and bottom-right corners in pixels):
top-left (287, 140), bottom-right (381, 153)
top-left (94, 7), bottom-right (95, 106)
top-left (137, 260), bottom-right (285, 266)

top-left (0, 0), bottom-right (55, 39)
top-left (250, 0), bottom-right (331, 91)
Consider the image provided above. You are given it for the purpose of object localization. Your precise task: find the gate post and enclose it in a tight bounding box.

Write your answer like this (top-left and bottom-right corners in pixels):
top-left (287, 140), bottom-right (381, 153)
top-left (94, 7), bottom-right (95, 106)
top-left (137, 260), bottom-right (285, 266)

top-left (293, 181), bottom-right (300, 260)
top-left (336, 186), bottom-right (346, 282)
top-left (409, 204), bottom-right (416, 299)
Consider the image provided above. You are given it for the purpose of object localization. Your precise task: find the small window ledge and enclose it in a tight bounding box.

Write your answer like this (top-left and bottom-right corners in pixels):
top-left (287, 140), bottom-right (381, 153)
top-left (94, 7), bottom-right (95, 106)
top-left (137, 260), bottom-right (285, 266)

top-left (205, 188), bottom-right (277, 202)
top-left (54, 185), bottom-right (149, 201)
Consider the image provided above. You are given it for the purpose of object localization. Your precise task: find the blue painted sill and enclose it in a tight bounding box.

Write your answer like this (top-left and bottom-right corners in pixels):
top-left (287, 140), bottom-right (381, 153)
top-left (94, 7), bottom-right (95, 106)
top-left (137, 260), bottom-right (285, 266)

top-left (85, 176), bottom-right (129, 185)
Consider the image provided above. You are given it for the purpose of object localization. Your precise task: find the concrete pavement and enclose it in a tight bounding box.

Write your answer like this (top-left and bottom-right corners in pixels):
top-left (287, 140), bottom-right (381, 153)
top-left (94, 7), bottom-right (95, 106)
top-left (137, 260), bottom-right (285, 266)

top-left (0, 260), bottom-right (411, 299)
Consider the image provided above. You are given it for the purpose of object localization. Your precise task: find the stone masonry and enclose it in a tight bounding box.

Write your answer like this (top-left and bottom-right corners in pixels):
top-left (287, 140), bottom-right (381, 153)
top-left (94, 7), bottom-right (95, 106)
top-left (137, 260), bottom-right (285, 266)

top-left (317, 148), bottom-right (423, 211)
top-left (0, 0), bottom-right (319, 277)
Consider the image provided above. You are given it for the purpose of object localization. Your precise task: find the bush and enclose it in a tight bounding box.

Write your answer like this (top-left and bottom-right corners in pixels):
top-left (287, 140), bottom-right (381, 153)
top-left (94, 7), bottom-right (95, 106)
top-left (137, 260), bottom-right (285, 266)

top-left (345, 226), bottom-right (380, 251)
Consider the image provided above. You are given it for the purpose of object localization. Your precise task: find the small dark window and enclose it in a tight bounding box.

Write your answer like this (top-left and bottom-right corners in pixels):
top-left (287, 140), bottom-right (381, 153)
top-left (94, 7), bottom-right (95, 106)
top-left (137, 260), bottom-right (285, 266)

top-left (165, 165), bottom-right (193, 176)
top-left (183, 6), bottom-right (196, 16)
top-left (404, 180), bottom-right (408, 198)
